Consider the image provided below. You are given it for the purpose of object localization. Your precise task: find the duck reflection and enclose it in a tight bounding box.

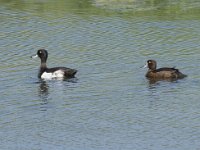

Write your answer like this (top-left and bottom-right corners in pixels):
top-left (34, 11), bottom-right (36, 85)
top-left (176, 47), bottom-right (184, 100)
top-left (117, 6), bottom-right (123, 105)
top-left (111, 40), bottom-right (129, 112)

top-left (147, 78), bottom-right (178, 85)
top-left (39, 80), bottom-right (49, 96)
top-left (38, 80), bottom-right (49, 111)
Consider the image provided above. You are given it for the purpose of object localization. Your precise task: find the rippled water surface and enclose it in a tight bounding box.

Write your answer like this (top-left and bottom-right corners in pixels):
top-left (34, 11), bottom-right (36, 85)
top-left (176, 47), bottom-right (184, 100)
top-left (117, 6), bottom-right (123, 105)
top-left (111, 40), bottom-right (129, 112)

top-left (1, 0), bottom-right (200, 149)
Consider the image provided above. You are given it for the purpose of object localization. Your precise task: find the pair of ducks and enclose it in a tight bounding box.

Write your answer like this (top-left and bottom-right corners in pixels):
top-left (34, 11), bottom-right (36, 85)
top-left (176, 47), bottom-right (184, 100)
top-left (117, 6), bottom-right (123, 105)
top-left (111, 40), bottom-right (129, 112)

top-left (32, 49), bottom-right (187, 80)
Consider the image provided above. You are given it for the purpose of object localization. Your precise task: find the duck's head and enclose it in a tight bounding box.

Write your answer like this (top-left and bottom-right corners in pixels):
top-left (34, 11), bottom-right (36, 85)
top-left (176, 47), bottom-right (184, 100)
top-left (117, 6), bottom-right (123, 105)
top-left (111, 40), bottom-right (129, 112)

top-left (144, 60), bottom-right (157, 70)
top-left (32, 49), bottom-right (48, 63)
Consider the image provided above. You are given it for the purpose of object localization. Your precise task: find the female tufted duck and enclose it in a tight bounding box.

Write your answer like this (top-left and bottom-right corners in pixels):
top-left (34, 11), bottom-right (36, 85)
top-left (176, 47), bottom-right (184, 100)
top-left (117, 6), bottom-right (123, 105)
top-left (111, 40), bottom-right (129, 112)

top-left (31, 49), bottom-right (77, 79)
top-left (143, 60), bottom-right (187, 80)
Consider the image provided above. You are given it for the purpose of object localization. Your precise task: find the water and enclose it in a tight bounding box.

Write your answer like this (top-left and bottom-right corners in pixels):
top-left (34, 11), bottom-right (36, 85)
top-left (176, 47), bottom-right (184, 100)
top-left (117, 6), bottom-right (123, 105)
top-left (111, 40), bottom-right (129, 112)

top-left (1, 0), bottom-right (200, 149)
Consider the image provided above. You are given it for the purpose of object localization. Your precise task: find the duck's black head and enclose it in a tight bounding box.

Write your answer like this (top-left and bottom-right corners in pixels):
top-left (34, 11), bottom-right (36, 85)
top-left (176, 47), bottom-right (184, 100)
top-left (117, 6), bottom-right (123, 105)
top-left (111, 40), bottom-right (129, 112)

top-left (37, 49), bottom-right (48, 62)
top-left (146, 60), bottom-right (157, 70)
top-left (32, 49), bottom-right (48, 63)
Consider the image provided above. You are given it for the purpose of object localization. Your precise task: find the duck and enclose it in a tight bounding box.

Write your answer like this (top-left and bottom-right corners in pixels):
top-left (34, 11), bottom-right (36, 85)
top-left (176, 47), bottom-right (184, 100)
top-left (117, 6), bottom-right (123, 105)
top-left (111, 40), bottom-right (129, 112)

top-left (143, 60), bottom-right (187, 80)
top-left (31, 49), bottom-right (77, 79)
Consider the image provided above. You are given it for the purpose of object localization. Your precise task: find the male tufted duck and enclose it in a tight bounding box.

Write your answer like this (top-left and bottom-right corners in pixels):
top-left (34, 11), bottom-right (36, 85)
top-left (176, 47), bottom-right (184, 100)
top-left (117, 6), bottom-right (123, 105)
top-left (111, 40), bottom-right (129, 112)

top-left (31, 49), bottom-right (77, 79)
top-left (143, 60), bottom-right (187, 80)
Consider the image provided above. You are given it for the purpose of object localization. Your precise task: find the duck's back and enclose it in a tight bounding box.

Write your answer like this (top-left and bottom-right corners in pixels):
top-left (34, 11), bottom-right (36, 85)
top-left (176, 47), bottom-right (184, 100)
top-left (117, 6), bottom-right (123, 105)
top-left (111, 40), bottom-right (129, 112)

top-left (146, 67), bottom-right (186, 79)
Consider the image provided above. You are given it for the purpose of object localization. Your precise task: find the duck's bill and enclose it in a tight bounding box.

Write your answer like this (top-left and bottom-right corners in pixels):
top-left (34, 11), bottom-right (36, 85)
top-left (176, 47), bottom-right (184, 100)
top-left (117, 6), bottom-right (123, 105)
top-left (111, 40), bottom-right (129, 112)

top-left (31, 54), bottom-right (38, 59)
top-left (142, 63), bottom-right (148, 68)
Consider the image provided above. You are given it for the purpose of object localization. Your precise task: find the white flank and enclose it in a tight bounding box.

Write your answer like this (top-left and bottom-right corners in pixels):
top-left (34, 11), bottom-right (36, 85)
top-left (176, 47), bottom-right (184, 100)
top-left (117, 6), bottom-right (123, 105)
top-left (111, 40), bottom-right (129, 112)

top-left (41, 70), bottom-right (65, 79)
top-left (53, 70), bottom-right (65, 78)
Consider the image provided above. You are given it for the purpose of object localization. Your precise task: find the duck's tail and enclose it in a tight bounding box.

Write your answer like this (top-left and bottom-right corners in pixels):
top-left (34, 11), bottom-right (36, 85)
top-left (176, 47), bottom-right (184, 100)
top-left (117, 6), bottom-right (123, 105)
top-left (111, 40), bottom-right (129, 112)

top-left (177, 70), bottom-right (187, 79)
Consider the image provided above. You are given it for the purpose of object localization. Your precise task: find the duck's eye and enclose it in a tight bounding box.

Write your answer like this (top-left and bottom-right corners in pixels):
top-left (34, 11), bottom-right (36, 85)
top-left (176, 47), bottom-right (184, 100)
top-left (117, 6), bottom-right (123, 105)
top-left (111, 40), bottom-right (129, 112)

top-left (148, 61), bottom-right (151, 64)
top-left (39, 51), bottom-right (42, 53)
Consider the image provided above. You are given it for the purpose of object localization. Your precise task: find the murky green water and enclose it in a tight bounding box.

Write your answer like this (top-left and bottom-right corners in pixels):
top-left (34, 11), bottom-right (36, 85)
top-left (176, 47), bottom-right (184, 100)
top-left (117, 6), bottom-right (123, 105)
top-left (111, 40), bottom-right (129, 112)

top-left (1, 0), bottom-right (200, 149)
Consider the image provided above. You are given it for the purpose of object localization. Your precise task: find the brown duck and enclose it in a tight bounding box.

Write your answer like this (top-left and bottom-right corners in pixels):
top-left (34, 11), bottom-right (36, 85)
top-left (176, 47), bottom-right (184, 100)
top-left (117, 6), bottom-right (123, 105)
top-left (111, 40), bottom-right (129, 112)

top-left (144, 60), bottom-right (187, 79)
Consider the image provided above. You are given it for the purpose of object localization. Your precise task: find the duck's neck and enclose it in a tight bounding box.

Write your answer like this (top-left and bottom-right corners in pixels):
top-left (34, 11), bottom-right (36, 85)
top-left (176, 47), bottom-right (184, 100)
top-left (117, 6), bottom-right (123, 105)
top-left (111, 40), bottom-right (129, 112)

top-left (40, 57), bottom-right (47, 69)
top-left (149, 68), bottom-right (156, 72)
top-left (40, 62), bottom-right (47, 69)
top-left (38, 62), bottom-right (47, 78)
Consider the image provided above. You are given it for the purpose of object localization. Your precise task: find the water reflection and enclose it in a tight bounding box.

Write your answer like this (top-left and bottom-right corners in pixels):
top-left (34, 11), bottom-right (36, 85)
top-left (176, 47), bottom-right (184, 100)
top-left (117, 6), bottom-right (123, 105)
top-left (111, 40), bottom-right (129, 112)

top-left (63, 77), bottom-right (78, 83)
top-left (39, 80), bottom-right (49, 97)
top-left (146, 78), bottom-right (179, 107)
top-left (147, 78), bottom-right (178, 85)
top-left (37, 78), bottom-right (77, 99)
top-left (38, 80), bottom-right (49, 111)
